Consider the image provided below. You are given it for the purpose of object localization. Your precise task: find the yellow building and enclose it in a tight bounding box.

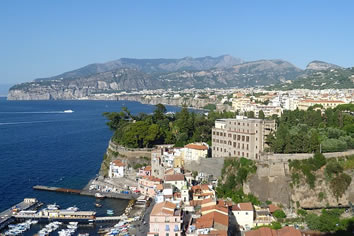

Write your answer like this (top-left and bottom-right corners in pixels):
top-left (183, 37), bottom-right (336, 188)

top-left (298, 99), bottom-right (345, 110)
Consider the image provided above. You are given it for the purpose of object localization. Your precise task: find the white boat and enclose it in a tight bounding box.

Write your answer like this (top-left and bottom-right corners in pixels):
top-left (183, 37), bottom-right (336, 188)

top-left (95, 193), bottom-right (105, 199)
top-left (69, 221), bottom-right (78, 226)
top-left (64, 110), bottom-right (74, 113)
top-left (47, 203), bottom-right (60, 210)
top-left (66, 206), bottom-right (79, 211)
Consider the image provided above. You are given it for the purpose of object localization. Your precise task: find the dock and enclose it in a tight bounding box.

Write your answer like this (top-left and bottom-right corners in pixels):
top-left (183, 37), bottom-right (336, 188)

top-left (33, 185), bottom-right (139, 200)
top-left (0, 198), bottom-right (41, 231)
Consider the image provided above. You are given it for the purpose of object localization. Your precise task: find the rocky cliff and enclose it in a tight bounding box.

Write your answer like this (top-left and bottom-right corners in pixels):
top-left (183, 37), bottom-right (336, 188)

top-left (243, 158), bottom-right (354, 208)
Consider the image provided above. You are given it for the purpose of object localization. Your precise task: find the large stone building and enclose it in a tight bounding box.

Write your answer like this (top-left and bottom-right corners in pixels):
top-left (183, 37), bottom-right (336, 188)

top-left (211, 116), bottom-right (276, 160)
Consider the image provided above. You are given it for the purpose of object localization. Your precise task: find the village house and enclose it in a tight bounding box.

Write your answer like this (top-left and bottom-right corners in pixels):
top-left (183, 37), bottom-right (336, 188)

top-left (244, 226), bottom-right (302, 236)
top-left (191, 184), bottom-right (215, 201)
top-left (147, 201), bottom-right (183, 236)
top-left (232, 202), bottom-right (254, 231)
top-left (164, 173), bottom-right (186, 191)
top-left (138, 176), bottom-right (162, 197)
top-left (182, 143), bottom-right (209, 162)
top-left (108, 159), bottom-right (125, 178)
top-left (138, 165), bottom-right (152, 177)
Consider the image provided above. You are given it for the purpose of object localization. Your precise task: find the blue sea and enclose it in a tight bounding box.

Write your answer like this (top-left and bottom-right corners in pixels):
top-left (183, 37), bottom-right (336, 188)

top-left (0, 98), bottom-right (179, 235)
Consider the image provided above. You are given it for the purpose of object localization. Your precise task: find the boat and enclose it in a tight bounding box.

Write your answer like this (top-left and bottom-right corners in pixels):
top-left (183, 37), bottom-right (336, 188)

top-left (47, 203), bottom-right (60, 210)
top-left (64, 110), bottom-right (74, 113)
top-left (95, 193), bottom-right (105, 199)
top-left (95, 203), bottom-right (102, 208)
top-left (66, 206), bottom-right (79, 211)
top-left (107, 209), bottom-right (114, 215)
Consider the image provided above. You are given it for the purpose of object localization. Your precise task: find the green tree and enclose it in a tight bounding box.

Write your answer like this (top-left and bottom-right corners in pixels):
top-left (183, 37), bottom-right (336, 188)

top-left (259, 110), bottom-right (265, 119)
top-left (273, 209), bottom-right (286, 219)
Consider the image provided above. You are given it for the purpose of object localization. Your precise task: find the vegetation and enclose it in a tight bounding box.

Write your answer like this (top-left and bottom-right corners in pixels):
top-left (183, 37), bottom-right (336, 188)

top-left (289, 153), bottom-right (352, 197)
top-left (305, 209), bottom-right (354, 233)
top-left (103, 104), bottom-right (237, 148)
top-left (203, 103), bottom-right (217, 110)
top-left (216, 157), bottom-right (259, 205)
top-left (267, 104), bottom-right (354, 153)
top-left (273, 209), bottom-right (286, 219)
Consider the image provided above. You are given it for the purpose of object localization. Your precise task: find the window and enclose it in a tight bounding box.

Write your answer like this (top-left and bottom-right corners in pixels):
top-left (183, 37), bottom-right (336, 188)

top-left (242, 136), bottom-right (245, 141)
top-left (246, 212), bottom-right (248, 215)
top-left (165, 225), bottom-right (170, 231)
top-left (233, 134), bottom-right (236, 140)
top-left (233, 142), bottom-right (236, 147)
top-left (246, 136), bottom-right (249, 142)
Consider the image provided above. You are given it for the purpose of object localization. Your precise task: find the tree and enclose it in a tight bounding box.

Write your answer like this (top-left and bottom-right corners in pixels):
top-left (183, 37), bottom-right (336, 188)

top-left (259, 110), bottom-right (265, 119)
top-left (273, 209), bottom-right (286, 219)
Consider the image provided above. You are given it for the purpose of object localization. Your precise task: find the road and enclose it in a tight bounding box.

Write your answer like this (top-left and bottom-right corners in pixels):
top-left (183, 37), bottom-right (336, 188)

top-left (136, 201), bottom-right (155, 236)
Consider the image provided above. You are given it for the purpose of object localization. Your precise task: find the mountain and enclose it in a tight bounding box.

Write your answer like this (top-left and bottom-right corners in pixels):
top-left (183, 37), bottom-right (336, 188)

top-left (35, 55), bottom-right (244, 82)
top-left (8, 56), bottom-right (305, 100)
top-left (268, 67), bottom-right (354, 90)
top-left (306, 60), bottom-right (342, 71)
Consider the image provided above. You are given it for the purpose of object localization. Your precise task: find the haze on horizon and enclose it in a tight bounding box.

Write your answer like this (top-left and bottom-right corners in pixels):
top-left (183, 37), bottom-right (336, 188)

top-left (1, 0), bottom-right (354, 85)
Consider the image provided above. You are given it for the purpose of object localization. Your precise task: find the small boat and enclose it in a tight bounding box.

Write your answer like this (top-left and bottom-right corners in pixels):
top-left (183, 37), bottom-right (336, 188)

top-left (95, 203), bottom-right (102, 208)
top-left (95, 193), bottom-right (105, 199)
top-left (47, 203), bottom-right (60, 210)
top-left (64, 110), bottom-right (74, 113)
top-left (66, 206), bottom-right (79, 211)
top-left (107, 209), bottom-right (114, 215)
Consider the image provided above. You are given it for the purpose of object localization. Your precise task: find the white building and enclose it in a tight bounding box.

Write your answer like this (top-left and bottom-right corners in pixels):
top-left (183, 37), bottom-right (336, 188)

top-left (232, 202), bottom-right (254, 231)
top-left (164, 174), bottom-right (186, 190)
top-left (108, 160), bottom-right (125, 178)
top-left (183, 143), bottom-right (209, 161)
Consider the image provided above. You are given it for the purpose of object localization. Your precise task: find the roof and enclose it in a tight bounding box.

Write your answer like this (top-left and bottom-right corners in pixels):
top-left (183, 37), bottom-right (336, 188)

top-left (112, 160), bottom-right (125, 167)
top-left (201, 197), bottom-right (215, 205)
top-left (244, 226), bottom-right (302, 236)
top-left (142, 175), bottom-right (162, 183)
top-left (201, 211), bottom-right (229, 227)
top-left (192, 184), bottom-right (211, 192)
top-left (232, 202), bottom-right (253, 211)
top-left (185, 143), bottom-right (208, 150)
top-left (164, 174), bottom-right (185, 182)
top-left (201, 205), bottom-right (228, 215)
top-left (151, 201), bottom-right (177, 216)
top-left (144, 166), bottom-right (151, 171)
top-left (268, 204), bottom-right (280, 213)
top-left (203, 230), bottom-right (228, 236)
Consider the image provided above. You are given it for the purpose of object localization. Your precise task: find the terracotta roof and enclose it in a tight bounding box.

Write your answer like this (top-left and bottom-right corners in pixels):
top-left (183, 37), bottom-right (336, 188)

top-left (244, 226), bottom-right (302, 236)
top-left (142, 175), bottom-right (162, 182)
top-left (112, 160), bottom-right (125, 167)
top-left (151, 201), bottom-right (176, 216)
top-left (201, 205), bottom-right (228, 215)
top-left (192, 184), bottom-right (211, 192)
top-left (185, 143), bottom-right (208, 150)
top-left (268, 204), bottom-right (280, 213)
top-left (164, 168), bottom-right (175, 175)
top-left (189, 200), bottom-right (203, 206)
top-left (144, 166), bottom-right (151, 171)
top-left (164, 173), bottom-right (185, 182)
top-left (156, 184), bottom-right (163, 191)
top-left (203, 230), bottom-right (228, 236)
top-left (232, 202), bottom-right (253, 211)
top-left (204, 211), bottom-right (229, 227)
top-left (201, 197), bottom-right (215, 205)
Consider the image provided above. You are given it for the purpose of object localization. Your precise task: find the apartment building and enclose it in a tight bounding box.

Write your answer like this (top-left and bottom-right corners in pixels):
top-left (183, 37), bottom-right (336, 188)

top-left (211, 116), bottom-right (276, 160)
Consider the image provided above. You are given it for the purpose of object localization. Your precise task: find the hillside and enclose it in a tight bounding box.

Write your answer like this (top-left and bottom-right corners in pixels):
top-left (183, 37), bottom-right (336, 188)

top-left (8, 56), bottom-right (304, 100)
top-left (268, 67), bottom-right (354, 90)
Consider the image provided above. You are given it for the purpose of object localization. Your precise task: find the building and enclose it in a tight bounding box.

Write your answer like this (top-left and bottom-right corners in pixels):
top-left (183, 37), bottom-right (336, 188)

top-left (138, 176), bottom-right (162, 197)
top-left (244, 226), bottom-right (302, 236)
top-left (211, 116), bottom-right (276, 159)
top-left (164, 174), bottom-right (186, 190)
top-left (297, 99), bottom-right (345, 110)
top-left (147, 201), bottom-right (183, 236)
top-left (191, 184), bottom-right (215, 201)
top-left (183, 143), bottom-right (209, 162)
top-left (108, 160), bottom-right (125, 178)
top-left (138, 166), bottom-right (152, 177)
top-left (232, 202), bottom-right (254, 231)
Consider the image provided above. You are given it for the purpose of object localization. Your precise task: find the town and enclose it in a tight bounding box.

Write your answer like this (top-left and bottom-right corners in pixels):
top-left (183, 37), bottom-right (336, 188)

top-left (93, 90), bottom-right (354, 236)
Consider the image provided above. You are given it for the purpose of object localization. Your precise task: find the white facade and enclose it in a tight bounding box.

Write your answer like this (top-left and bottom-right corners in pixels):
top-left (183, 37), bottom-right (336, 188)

top-left (108, 161), bottom-right (125, 178)
top-left (232, 204), bottom-right (254, 231)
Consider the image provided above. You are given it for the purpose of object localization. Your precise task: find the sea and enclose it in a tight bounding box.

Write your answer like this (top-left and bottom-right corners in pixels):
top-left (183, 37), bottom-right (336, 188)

top-left (0, 98), bottom-right (180, 235)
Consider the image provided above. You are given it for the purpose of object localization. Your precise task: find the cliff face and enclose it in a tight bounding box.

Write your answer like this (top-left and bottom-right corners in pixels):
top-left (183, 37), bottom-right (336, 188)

top-left (243, 160), bottom-right (354, 208)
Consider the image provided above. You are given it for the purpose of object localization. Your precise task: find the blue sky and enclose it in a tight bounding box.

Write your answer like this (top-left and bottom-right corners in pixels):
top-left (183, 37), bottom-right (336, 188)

top-left (1, 0), bottom-right (354, 84)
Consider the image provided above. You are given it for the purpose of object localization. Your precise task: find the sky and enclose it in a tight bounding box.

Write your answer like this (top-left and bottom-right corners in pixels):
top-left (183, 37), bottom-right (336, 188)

top-left (1, 0), bottom-right (354, 84)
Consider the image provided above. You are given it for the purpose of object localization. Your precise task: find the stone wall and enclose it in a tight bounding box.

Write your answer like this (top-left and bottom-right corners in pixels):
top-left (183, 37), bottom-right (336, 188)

top-left (184, 157), bottom-right (225, 178)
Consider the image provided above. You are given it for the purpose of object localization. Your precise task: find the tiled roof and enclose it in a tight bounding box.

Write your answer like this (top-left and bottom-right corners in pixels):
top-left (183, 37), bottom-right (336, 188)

top-left (201, 205), bottom-right (228, 215)
top-left (142, 175), bottom-right (162, 182)
top-left (164, 173), bottom-right (185, 181)
top-left (268, 204), bottom-right (280, 213)
top-left (112, 160), bottom-right (125, 167)
top-left (232, 202), bottom-right (253, 211)
top-left (244, 226), bottom-right (302, 236)
top-left (151, 201), bottom-right (176, 216)
top-left (144, 166), bottom-right (152, 171)
top-left (185, 143), bottom-right (208, 150)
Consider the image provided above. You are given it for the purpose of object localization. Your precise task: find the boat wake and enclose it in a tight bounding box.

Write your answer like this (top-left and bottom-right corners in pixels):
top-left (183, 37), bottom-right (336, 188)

top-left (0, 111), bottom-right (66, 114)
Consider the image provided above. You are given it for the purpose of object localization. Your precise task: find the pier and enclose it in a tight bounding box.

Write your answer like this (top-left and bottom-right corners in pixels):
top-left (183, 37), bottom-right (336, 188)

top-left (0, 198), bottom-right (41, 231)
top-left (33, 185), bottom-right (139, 200)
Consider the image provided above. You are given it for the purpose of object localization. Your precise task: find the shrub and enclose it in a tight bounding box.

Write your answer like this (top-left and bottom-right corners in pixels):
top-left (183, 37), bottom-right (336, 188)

top-left (273, 209), bottom-right (286, 219)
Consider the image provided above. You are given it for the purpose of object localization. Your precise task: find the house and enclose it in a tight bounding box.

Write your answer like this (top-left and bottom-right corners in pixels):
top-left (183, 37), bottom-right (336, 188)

top-left (232, 202), bottom-right (254, 231)
top-left (138, 176), bottom-right (162, 197)
top-left (164, 174), bottom-right (186, 190)
top-left (195, 211), bottom-right (229, 234)
top-left (138, 166), bottom-right (152, 177)
top-left (147, 201), bottom-right (183, 236)
top-left (108, 160), bottom-right (125, 178)
top-left (191, 184), bottom-right (215, 200)
top-left (183, 143), bottom-right (209, 162)
top-left (254, 205), bottom-right (275, 227)
top-left (244, 226), bottom-right (302, 236)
